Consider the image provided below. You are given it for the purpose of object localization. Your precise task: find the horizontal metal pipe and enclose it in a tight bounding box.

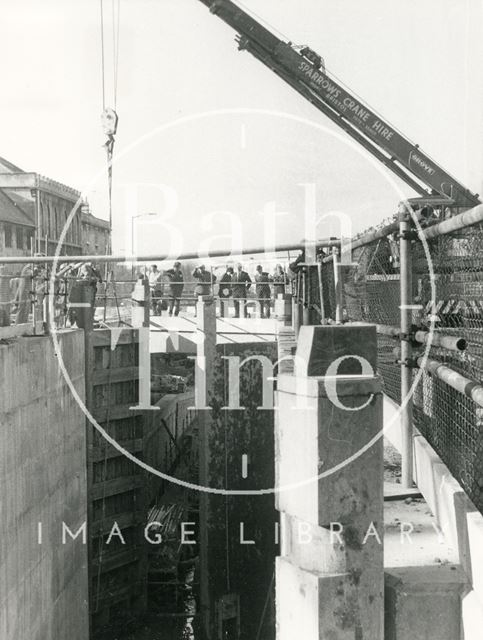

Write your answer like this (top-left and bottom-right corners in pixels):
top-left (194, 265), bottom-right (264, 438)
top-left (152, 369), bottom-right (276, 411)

top-left (423, 204), bottom-right (483, 240)
top-left (417, 356), bottom-right (483, 408)
top-left (320, 201), bottom-right (483, 264)
top-left (376, 323), bottom-right (467, 352)
top-left (5, 204), bottom-right (482, 268)
top-left (321, 220), bottom-right (400, 264)
top-left (351, 220), bottom-right (399, 251)
top-left (392, 346), bottom-right (483, 407)
top-left (413, 330), bottom-right (467, 352)
top-left (0, 239), bottom-right (339, 266)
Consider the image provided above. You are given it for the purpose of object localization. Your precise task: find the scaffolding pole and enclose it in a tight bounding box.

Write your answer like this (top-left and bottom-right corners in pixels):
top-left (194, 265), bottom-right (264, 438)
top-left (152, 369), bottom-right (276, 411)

top-left (399, 209), bottom-right (414, 489)
top-left (0, 239), bottom-right (341, 266)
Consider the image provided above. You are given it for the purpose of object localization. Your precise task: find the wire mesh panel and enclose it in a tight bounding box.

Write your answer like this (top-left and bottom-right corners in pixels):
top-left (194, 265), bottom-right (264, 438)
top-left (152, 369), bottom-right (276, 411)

top-left (413, 373), bottom-right (483, 512)
top-left (319, 219), bottom-right (483, 514)
top-left (337, 238), bottom-right (402, 402)
top-left (342, 238), bottom-right (400, 324)
top-left (410, 224), bottom-right (483, 512)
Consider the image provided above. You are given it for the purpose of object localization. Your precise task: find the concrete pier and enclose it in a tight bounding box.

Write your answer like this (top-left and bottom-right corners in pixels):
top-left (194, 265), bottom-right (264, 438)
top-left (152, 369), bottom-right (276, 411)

top-left (275, 324), bottom-right (383, 640)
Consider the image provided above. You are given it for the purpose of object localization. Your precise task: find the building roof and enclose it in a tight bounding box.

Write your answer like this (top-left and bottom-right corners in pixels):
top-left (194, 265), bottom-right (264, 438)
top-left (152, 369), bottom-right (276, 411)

top-left (0, 156), bottom-right (25, 174)
top-left (0, 189), bottom-right (35, 227)
top-left (3, 189), bottom-right (35, 222)
top-left (81, 209), bottom-right (110, 230)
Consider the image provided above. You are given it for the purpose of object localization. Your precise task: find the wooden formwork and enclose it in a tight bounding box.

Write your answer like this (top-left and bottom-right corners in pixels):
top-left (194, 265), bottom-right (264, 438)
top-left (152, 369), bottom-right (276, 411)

top-left (84, 328), bottom-right (148, 636)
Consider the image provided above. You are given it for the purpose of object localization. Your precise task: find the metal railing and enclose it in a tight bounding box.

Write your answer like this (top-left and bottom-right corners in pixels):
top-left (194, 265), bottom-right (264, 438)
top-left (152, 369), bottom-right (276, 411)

top-left (0, 268), bottom-right (293, 336)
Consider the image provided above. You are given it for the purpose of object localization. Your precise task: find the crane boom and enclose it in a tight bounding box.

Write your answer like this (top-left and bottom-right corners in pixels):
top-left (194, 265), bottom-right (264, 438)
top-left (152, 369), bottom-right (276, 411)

top-left (197, 0), bottom-right (480, 209)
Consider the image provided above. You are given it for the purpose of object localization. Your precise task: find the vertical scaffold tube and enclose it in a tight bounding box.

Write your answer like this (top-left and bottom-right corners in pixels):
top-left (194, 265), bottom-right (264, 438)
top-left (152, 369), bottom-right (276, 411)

top-left (399, 210), bottom-right (414, 488)
top-left (332, 246), bottom-right (342, 323)
top-left (317, 261), bottom-right (325, 323)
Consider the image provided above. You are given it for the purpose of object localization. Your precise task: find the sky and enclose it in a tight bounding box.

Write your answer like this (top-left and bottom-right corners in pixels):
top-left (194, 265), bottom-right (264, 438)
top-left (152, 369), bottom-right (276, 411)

top-left (1, 0), bottom-right (482, 258)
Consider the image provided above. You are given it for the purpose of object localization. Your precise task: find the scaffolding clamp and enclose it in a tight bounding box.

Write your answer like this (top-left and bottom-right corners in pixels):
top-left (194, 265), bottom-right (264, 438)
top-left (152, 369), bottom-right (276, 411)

top-left (397, 228), bottom-right (418, 241)
top-left (395, 356), bottom-right (419, 368)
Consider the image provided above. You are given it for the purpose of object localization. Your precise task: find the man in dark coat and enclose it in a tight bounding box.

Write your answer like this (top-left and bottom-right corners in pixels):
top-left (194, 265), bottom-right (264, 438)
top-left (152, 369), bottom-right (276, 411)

top-left (218, 266), bottom-right (233, 318)
top-left (192, 265), bottom-right (214, 298)
top-left (165, 261), bottom-right (184, 316)
top-left (255, 264), bottom-right (272, 318)
top-left (192, 265), bottom-right (216, 316)
top-left (231, 263), bottom-right (251, 318)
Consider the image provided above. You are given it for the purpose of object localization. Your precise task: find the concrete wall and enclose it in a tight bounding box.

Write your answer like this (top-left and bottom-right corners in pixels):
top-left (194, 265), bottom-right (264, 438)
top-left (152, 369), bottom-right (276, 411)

top-left (0, 330), bottom-right (89, 640)
top-left (201, 341), bottom-right (278, 640)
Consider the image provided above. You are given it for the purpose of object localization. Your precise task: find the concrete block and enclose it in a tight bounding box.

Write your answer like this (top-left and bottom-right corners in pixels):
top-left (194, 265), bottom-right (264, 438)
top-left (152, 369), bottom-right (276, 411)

top-left (385, 566), bottom-right (466, 640)
top-left (276, 556), bottom-right (383, 640)
top-left (280, 512), bottom-right (345, 575)
top-left (462, 589), bottom-right (483, 640)
top-left (412, 435), bottom-right (462, 552)
top-left (276, 557), bottom-right (319, 640)
top-left (276, 374), bottom-right (383, 527)
top-left (453, 491), bottom-right (478, 580)
top-left (294, 323), bottom-right (378, 377)
top-left (466, 512), bottom-right (483, 606)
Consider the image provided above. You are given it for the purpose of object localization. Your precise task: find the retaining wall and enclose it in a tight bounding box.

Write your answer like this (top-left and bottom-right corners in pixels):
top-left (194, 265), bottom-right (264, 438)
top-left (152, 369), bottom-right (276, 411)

top-left (0, 330), bottom-right (89, 640)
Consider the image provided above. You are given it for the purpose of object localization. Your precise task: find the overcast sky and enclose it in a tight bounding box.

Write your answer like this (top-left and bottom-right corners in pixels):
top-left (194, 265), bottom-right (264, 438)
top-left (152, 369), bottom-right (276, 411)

top-left (1, 0), bottom-right (482, 257)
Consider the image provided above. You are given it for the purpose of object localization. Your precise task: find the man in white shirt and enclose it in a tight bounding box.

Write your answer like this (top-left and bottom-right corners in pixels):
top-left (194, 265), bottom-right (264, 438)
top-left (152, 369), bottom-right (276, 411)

top-left (148, 264), bottom-right (162, 313)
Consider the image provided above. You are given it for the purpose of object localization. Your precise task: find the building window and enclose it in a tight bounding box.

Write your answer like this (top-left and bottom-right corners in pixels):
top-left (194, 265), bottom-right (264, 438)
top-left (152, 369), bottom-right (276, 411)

top-left (25, 229), bottom-right (34, 251)
top-left (4, 224), bottom-right (12, 248)
top-left (16, 226), bottom-right (24, 250)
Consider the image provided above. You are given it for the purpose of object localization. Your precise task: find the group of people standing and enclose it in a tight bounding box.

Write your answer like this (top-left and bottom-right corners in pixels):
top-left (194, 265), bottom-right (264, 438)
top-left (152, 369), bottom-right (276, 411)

top-left (145, 261), bottom-right (288, 319)
top-left (216, 262), bottom-right (288, 318)
top-left (148, 262), bottom-right (184, 316)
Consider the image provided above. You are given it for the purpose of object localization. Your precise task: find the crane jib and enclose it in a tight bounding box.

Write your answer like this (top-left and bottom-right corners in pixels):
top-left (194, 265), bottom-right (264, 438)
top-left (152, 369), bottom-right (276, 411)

top-left (198, 0), bottom-right (479, 207)
top-left (273, 42), bottom-right (478, 207)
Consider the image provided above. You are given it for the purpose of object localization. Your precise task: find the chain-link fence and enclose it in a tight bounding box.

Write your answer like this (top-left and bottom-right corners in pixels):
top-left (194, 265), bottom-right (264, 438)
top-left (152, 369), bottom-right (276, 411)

top-left (319, 216), bottom-right (483, 514)
top-left (410, 225), bottom-right (483, 514)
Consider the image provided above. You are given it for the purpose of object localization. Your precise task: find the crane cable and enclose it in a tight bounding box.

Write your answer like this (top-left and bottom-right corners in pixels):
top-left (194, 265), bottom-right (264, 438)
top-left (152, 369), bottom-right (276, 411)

top-left (99, 0), bottom-right (121, 111)
top-left (110, 0), bottom-right (121, 111)
top-left (99, 0), bottom-right (120, 236)
top-left (99, 0), bottom-right (121, 320)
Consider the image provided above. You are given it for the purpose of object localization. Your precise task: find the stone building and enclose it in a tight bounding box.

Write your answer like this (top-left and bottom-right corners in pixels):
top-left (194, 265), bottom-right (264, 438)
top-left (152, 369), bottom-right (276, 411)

top-left (81, 204), bottom-right (110, 256)
top-left (0, 156), bottom-right (109, 260)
